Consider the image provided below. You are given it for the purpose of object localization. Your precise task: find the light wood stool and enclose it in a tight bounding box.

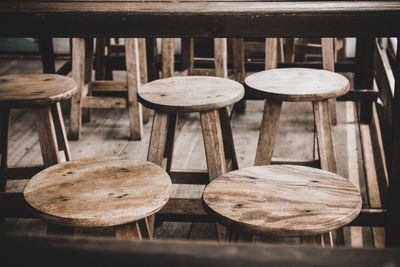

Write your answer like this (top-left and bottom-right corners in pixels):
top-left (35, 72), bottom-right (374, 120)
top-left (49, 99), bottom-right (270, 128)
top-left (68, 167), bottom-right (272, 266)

top-left (202, 165), bottom-right (362, 245)
top-left (245, 68), bottom-right (350, 171)
top-left (139, 76), bottom-right (244, 181)
top-left (0, 74), bottom-right (76, 191)
top-left (23, 157), bottom-right (172, 239)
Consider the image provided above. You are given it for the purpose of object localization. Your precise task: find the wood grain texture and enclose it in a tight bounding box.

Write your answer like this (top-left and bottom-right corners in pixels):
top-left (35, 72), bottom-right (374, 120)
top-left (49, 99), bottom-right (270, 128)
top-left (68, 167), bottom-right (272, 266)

top-left (214, 38), bottom-right (228, 78)
top-left (245, 68), bottom-right (349, 102)
top-left (138, 76), bottom-right (244, 113)
top-left (321, 37), bottom-right (337, 126)
top-left (23, 157), bottom-right (172, 227)
top-left (203, 165), bottom-right (362, 237)
top-left (0, 74), bottom-right (77, 107)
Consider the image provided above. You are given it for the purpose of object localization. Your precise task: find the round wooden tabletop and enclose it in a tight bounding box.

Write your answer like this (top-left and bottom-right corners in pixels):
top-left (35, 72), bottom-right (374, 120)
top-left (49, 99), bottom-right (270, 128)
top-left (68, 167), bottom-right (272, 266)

top-left (23, 157), bottom-right (172, 228)
top-left (203, 165), bottom-right (362, 237)
top-left (245, 68), bottom-right (350, 102)
top-left (138, 76), bottom-right (244, 112)
top-left (0, 74), bottom-right (77, 107)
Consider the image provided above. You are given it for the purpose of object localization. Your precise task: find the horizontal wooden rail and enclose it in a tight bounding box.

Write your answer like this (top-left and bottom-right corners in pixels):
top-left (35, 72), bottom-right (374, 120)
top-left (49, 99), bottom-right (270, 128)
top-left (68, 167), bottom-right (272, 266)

top-left (81, 96), bottom-right (127, 109)
top-left (0, 192), bottom-right (386, 227)
top-left (2, 233), bottom-right (400, 267)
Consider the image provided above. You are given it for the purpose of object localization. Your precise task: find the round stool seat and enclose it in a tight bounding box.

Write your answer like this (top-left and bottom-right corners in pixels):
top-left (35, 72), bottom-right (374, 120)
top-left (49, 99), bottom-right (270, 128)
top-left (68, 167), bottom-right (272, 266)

top-left (203, 165), bottom-right (361, 237)
top-left (138, 76), bottom-right (244, 112)
top-left (23, 157), bottom-right (172, 228)
top-left (0, 74), bottom-right (77, 107)
top-left (245, 68), bottom-right (350, 102)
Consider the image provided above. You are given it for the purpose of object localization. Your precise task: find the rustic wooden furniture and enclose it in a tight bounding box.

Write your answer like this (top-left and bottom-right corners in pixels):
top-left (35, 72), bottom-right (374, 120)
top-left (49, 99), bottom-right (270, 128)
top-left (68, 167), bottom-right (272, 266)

top-left (245, 68), bottom-right (349, 171)
top-left (202, 165), bottom-right (362, 244)
top-left (0, 73), bottom-right (76, 191)
top-left (23, 157), bottom-right (172, 239)
top-left (68, 38), bottom-right (149, 141)
top-left (139, 76), bottom-right (243, 181)
top-left (0, 0), bottom-right (399, 247)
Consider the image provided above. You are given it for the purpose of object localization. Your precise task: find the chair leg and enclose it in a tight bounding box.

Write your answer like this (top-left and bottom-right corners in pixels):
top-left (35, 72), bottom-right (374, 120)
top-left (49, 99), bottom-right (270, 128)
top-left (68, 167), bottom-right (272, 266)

top-left (313, 100), bottom-right (337, 173)
top-left (162, 38), bottom-right (175, 78)
top-left (254, 100), bottom-right (282, 166)
top-left (181, 38), bottom-right (194, 75)
top-left (69, 38), bottom-right (86, 140)
top-left (321, 37), bottom-right (338, 126)
top-left (125, 38), bottom-right (143, 140)
top-left (138, 217), bottom-right (152, 240)
top-left (82, 37), bottom-right (94, 123)
top-left (35, 106), bottom-right (61, 167)
top-left (95, 38), bottom-right (106, 81)
top-left (265, 38), bottom-right (278, 70)
top-left (232, 38), bottom-right (246, 113)
top-left (284, 38), bottom-right (296, 63)
top-left (138, 38), bottom-right (150, 124)
top-left (50, 103), bottom-right (72, 161)
top-left (164, 113), bottom-right (178, 173)
top-left (219, 107), bottom-right (238, 171)
top-left (214, 38), bottom-right (228, 78)
top-left (0, 108), bottom-right (10, 192)
top-left (200, 109), bottom-right (227, 181)
top-left (147, 111), bottom-right (170, 167)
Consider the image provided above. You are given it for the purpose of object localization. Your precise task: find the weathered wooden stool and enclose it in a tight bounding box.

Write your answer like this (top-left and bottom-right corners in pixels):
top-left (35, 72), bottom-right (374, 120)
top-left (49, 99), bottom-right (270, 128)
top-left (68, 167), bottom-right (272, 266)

top-left (23, 157), bottom-right (172, 239)
top-left (138, 76), bottom-right (244, 182)
top-left (245, 68), bottom-right (350, 171)
top-left (0, 74), bottom-right (76, 191)
top-left (202, 165), bottom-right (362, 245)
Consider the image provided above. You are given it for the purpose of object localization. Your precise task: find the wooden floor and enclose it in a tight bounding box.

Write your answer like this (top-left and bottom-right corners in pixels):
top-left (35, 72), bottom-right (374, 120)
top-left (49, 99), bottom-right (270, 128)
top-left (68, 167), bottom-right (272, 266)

top-left (0, 57), bottom-right (388, 248)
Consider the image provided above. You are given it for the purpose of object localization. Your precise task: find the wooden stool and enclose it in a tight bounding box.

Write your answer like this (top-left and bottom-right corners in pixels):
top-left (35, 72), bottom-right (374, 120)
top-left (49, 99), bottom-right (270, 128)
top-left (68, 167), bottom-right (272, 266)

top-left (23, 157), bottom-right (172, 239)
top-left (69, 38), bottom-right (149, 141)
top-left (0, 74), bottom-right (76, 191)
top-left (245, 68), bottom-right (350, 171)
top-left (202, 165), bottom-right (362, 245)
top-left (138, 76), bottom-right (244, 181)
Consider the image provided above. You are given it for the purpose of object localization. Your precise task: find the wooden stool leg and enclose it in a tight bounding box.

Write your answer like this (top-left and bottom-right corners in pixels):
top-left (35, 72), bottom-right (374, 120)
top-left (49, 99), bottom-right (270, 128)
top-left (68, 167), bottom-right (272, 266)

top-left (200, 109), bottom-right (226, 181)
top-left (138, 218), bottom-right (152, 240)
top-left (164, 114), bottom-right (178, 173)
top-left (50, 103), bottom-right (72, 161)
top-left (162, 38), bottom-right (175, 78)
top-left (181, 38), bottom-right (194, 75)
top-left (125, 38), bottom-right (143, 140)
top-left (219, 107), bottom-right (238, 171)
top-left (47, 223), bottom-right (74, 236)
top-left (115, 221), bottom-right (142, 240)
top-left (138, 38), bottom-right (150, 124)
top-left (95, 38), bottom-right (106, 81)
top-left (82, 37), bottom-right (94, 123)
top-left (0, 108), bottom-right (10, 192)
top-left (265, 38), bottom-right (278, 70)
top-left (69, 38), bottom-right (85, 140)
top-left (313, 100), bottom-right (337, 173)
top-left (254, 100), bottom-right (282, 166)
top-left (321, 37), bottom-right (338, 126)
top-left (147, 111), bottom-right (170, 167)
top-left (232, 38), bottom-right (246, 113)
top-left (35, 106), bottom-right (61, 167)
top-left (214, 38), bottom-right (228, 78)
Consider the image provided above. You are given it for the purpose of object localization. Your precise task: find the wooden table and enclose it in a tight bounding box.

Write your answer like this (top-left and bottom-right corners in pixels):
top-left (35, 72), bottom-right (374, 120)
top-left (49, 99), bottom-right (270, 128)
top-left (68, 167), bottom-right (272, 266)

top-left (1, 0), bottom-right (400, 247)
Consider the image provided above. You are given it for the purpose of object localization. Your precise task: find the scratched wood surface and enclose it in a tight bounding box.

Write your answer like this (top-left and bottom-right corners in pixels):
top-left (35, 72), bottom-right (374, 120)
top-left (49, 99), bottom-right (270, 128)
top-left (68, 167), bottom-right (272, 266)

top-left (138, 76), bottom-right (244, 112)
top-left (0, 73), bottom-right (77, 107)
top-left (23, 157), bottom-right (172, 227)
top-left (203, 165), bottom-right (362, 237)
top-left (0, 58), bottom-right (386, 247)
top-left (245, 68), bottom-right (350, 102)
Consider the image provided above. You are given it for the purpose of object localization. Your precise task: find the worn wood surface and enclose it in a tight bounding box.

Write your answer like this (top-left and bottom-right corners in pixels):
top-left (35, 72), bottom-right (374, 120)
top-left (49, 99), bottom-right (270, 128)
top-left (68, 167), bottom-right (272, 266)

top-left (138, 76), bottom-right (244, 113)
top-left (23, 157), bottom-right (172, 227)
top-left (245, 68), bottom-right (349, 102)
top-left (1, 1), bottom-right (399, 38)
top-left (0, 74), bottom-right (77, 107)
top-left (203, 165), bottom-right (362, 237)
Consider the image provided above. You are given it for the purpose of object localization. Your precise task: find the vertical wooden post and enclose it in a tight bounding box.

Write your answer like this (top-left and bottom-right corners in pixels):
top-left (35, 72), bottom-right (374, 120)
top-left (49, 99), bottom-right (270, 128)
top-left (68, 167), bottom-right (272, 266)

top-left (164, 113), bottom-right (178, 173)
top-left (214, 38), bottom-right (228, 78)
top-left (321, 38), bottom-right (338, 126)
top-left (146, 38), bottom-right (159, 82)
top-left (354, 37), bottom-right (375, 124)
top-left (147, 112), bottom-right (169, 167)
top-left (95, 38), bottom-right (106, 80)
top-left (219, 107), bottom-right (238, 171)
top-left (284, 38), bottom-right (296, 63)
top-left (162, 38), bottom-right (175, 78)
top-left (50, 103), bottom-right (71, 162)
top-left (232, 38), bottom-right (246, 113)
top-left (0, 108), bottom-right (10, 192)
top-left (39, 37), bottom-right (55, 74)
top-left (138, 38), bottom-right (150, 124)
top-left (82, 37), bottom-right (93, 123)
top-left (69, 38), bottom-right (85, 140)
top-left (265, 38), bottom-right (278, 70)
top-left (387, 37), bottom-right (400, 247)
top-left (254, 100), bottom-right (282, 166)
top-left (182, 38), bottom-right (194, 75)
top-left (125, 38), bottom-right (143, 140)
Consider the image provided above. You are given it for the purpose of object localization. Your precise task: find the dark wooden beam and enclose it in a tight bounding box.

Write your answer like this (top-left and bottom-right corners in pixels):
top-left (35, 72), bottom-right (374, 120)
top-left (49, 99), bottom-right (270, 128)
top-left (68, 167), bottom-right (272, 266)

top-left (1, 234), bottom-right (400, 267)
